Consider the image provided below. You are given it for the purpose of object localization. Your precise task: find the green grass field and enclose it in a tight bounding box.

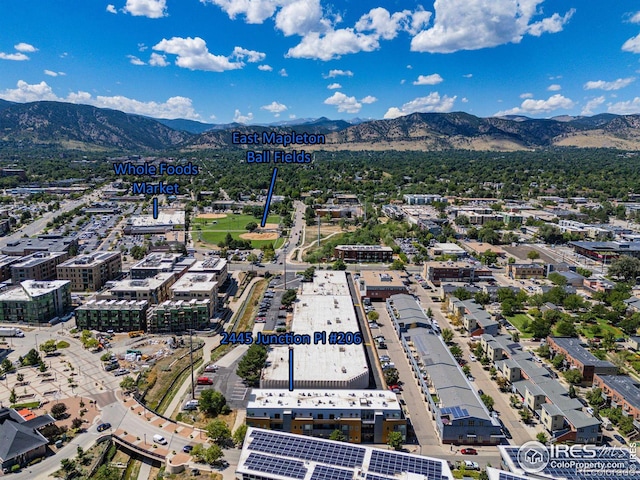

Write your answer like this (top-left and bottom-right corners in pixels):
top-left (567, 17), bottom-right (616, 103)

top-left (193, 213), bottom-right (283, 249)
top-left (506, 313), bottom-right (534, 338)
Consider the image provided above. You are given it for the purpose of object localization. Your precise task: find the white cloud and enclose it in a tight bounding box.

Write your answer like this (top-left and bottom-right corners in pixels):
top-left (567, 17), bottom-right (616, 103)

top-left (607, 97), bottom-right (640, 115)
top-left (495, 94), bottom-right (575, 116)
top-left (324, 92), bottom-right (362, 113)
top-left (622, 33), bottom-right (640, 53)
top-left (201, 0), bottom-right (279, 24)
top-left (106, 4), bottom-right (117, 14)
top-left (275, 0), bottom-right (327, 37)
top-left (413, 73), bottom-right (443, 85)
top-left (0, 80), bottom-right (201, 119)
top-left (127, 55), bottom-right (145, 66)
top-left (232, 46), bottom-right (266, 63)
top-left (327, 83), bottom-right (342, 89)
top-left (547, 84), bottom-right (561, 91)
top-left (406, 65), bottom-right (412, 69)
top-left (0, 47), bottom-right (29, 61)
top-left (360, 95), bottom-right (377, 104)
top-left (527, 9), bottom-right (575, 37)
top-left (258, 64), bottom-right (273, 71)
top-left (411, 0), bottom-right (574, 53)
top-left (138, 43), bottom-right (148, 52)
top-left (520, 92), bottom-right (533, 99)
top-left (0, 80), bottom-right (58, 102)
top-left (279, 68), bottom-right (288, 77)
top-left (44, 70), bottom-right (58, 77)
top-left (14, 43), bottom-right (37, 53)
top-left (631, 12), bottom-right (640, 24)
top-left (233, 109), bottom-right (254, 123)
top-left (354, 7), bottom-right (410, 40)
top-left (461, 97), bottom-right (469, 103)
top-left (153, 37), bottom-right (244, 72)
top-left (124, 0), bottom-right (167, 18)
top-left (584, 77), bottom-right (635, 91)
top-left (149, 52), bottom-right (168, 67)
top-left (261, 101), bottom-right (288, 116)
top-left (400, 79), bottom-right (406, 85)
top-left (581, 96), bottom-right (605, 116)
top-left (286, 29), bottom-right (379, 60)
top-left (463, 73), bottom-right (473, 78)
top-left (323, 69), bottom-right (353, 79)
top-left (384, 92), bottom-right (456, 119)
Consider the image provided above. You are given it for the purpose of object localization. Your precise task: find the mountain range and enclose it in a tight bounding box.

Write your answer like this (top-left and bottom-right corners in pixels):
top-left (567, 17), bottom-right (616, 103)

top-left (1, 99), bottom-right (640, 152)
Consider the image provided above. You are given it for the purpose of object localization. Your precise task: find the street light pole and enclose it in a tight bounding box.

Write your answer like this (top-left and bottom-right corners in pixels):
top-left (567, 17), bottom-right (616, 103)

top-left (189, 318), bottom-right (195, 400)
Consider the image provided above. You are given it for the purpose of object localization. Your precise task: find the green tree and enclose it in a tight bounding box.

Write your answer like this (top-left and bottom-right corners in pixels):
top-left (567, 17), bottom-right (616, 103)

top-left (548, 272), bottom-right (567, 286)
top-left (536, 432), bottom-right (548, 444)
top-left (206, 419), bottom-right (232, 445)
top-left (390, 259), bottom-right (405, 270)
top-left (529, 317), bottom-right (552, 339)
top-left (22, 348), bottom-right (42, 366)
top-left (302, 266), bottom-right (315, 281)
top-left (551, 353), bottom-right (566, 369)
top-left (564, 369), bottom-right (583, 385)
top-left (608, 255), bottom-right (640, 282)
top-left (527, 250), bottom-right (540, 260)
top-left (332, 258), bottom-right (347, 270)
top-left (1, 358), bottom-right (14, 373)
top-left (453, 288), bottom-right (472, 301)
top-left (233, 424), bottom-right (248, 446)
top-left (480, 394), bottom-right (495, 411)
top-left (556, 319), bottom-right (578, 337)
top-left (384, 368), bottom-right (400, 386)
top-left (51, 403), bottom-right (68, 419)
top-left (39, 339), bottom-right (58, 355)
top-left (367, 311), bottom-right (379, 322)
top-left (519, 408), bottom-right (533, 423)
top-left (449, 345), bottom-right (463, 359)
top-left (329, 429), bottom-right (346, 442)
top-left (236, 344), bottom-right (268, 386)
top-left (93, 465), bottom-right (120, 480)
top-left (245, 221), bottom-right (258, 232)
top-left (387, 431), bottom-right (403, 451)
top-left (199, 390), bottom-right (229, 417)
top-left (281, 289), bottom-right (297, 307)
top-left (441, 328), bottom-right (454, 344)
top-left (9, 388), bottom-right (16, 404)
top-left (119, 376), bottom-right (136, 393)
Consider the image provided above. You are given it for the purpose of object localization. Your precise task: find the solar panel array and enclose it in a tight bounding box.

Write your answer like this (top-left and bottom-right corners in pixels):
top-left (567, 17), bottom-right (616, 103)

top-left (366, 474), bottom-right (397, 480)
top-left (503, 446), bottom-right (640, 480)
top-left (368, 450), bottom-right (444, 477)
top-left (498, 472), bottom-right (530, 480)
top-left (310, 465), bottom-right (354, 480)
top-left (244, 453), bottom-right (307, 479)
top-left (440, 406), bottom-right (469, 419)
top-left (248, 429), bottom-right (366, 468)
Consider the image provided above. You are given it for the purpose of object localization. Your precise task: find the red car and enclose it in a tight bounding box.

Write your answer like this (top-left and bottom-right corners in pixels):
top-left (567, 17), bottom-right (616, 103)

top-left (461, 448), bottom-right (478, 455)
top-left (388, 385), bottom-right (402, 392)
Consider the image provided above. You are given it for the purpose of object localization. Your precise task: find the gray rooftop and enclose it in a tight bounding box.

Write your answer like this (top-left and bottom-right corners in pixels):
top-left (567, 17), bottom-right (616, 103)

top-left (596, 375), bottom-right (640, 412)
top-left (550, 337), bottom-right (615, 368)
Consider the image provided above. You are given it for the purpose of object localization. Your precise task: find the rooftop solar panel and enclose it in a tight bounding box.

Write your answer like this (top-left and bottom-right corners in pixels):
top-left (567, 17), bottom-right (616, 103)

top-left (248, 429), bottom-right (366, 468)
top-left (244, 453), bottom-right (307, 479)
top-left (366, 474), bottom-right (397, 480)
top-left (498, 472), bottom-right (530, 480)
top-left (368, 450), bottom-right (444, 477)
top-left (310, 465), bottom-right (354, 480)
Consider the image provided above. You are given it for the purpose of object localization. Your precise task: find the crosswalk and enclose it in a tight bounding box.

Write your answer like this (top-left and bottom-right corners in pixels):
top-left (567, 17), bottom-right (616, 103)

top-left (230, 381), bottom-right (248, 402)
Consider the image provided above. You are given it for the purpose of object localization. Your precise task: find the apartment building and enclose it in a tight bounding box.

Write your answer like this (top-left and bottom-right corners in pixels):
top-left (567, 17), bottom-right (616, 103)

top-left (0, 280), bottom-right (71, 324)
top-left (356, 271), bottom-right (408, 301)
top-left (170, 272), bottom-right (218, 316)
top-left (506, 263), bottom-right (546, 279)
top-left (547, 337), bottom-right (618, 385)
top-left (75, 299), bottom-right (149, 332)
top-left (56, 252), bottom-right (122, 291)
top-left (10, 251), bottom-right (69, 283)
top-left (1, 235), bottom-right (78, 257)
top-left (246, 389), bottom-right (406, 444)
top-left (333, 245), bottom-right (393, 263)
top-left (146, 299), bottom-right (211, 333)
top-left (593, 374), bottom-right (640, 430)
top-left (425, 261), bottom-right (491, 286)
top-left (101, 272), bottom-right (175, 304)
top-left (447, 297), bottom-right (499, 336)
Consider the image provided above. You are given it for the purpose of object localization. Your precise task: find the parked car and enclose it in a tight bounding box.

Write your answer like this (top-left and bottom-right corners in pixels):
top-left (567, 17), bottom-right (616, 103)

top-left (153, 434), bottom-right (168, 445)
top-left (614, 434), bottom-right (627, 445)
top-left (461, 448), bottom-right (478, 455)
top-left (183, 444), bottom-right (194, 453)
top-left (197, 376), bottom-right (213, 385)
top-left (97, 422), bottom-right (111, 432)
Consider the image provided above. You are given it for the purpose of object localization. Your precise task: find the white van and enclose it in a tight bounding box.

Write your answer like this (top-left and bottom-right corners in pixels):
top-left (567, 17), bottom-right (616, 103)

top-left (183, 400), bottom-right (199, 411)
top-left (153, 434), bottom-right (168, 445)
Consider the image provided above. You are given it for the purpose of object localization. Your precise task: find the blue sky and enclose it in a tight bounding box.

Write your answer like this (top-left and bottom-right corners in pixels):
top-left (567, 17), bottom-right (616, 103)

top-left (1, 1), bottom-right (640, 123)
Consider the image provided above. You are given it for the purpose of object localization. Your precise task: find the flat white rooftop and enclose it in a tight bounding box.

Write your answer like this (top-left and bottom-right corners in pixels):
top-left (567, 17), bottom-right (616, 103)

top-left (170, 272), bottom-right (217, 293)
top-left (261, 271), bottom-right (369, 389)
top-left (247, 389), bottom-right (400, 412)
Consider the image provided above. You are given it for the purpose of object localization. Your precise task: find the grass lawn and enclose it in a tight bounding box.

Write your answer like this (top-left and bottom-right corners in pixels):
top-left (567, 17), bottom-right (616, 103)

top-left (506, 313), bottom-right (533, 338)
top-left (578, 318), bottom-right (623, 339)
top-left (193, 213), bottom-right (283, 249)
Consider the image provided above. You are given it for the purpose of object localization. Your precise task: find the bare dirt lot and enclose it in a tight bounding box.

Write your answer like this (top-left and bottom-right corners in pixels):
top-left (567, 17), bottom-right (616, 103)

top-left (197, 213), bottom-right (228, 219)
top-left (239, 232), bottom-right (279, 240)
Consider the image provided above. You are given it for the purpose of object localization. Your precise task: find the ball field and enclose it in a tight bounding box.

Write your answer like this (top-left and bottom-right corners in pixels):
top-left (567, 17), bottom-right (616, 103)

top-left (193, 213), bottom-right (284, 248)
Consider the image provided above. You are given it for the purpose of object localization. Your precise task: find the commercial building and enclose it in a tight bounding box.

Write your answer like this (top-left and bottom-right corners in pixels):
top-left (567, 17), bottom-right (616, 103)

top-left (56, 252), bottom-right (122, 291)
top-left (246, 389), bottom-right (406, 444)
top-left (403, 194), bottom-right (445, 205)
top-left (425, 261), bottom-right (492, 286)
top-left (481, 334), bottom-right (601, 444)
top-left (147, 299), bottom-right (211, 333)
top-left (447, 297), bottom-right (499, 336)
top-left (569, 241), bottom-right (640, 264)
top-left (593, 374), bottom-right (640, 430)
top-left (387, 294), bottom-right (502, 445)
top-left (170, 272), bottom-right (217, 316)
top-left (236, 428), bottom-right (454, 480)
top-left (130, 253), bottom-right (193, 279)
top-left (101, 272), bottom-right (175, 304)
top-left (75, 299), bottom-right (149, 332)
top-left (430, 242), bottom-right (467, 258)
top-left (10, 251), bottom-right (69, 283)
top-left (0, 256), bottom-right (23, 283)
top-left (547, 337), bottom-right (618, 385)
top-left (123, 210), bottom-right (185, 234)
top-left (333, 245), bottom-right (393, 263)
top-left (1, 235), bottom-right (78, 257)
top-left (506, 263), bottom-right (546, 279)
top-left (0, 408), bottom-right (54, 470)
top-left (0, 280), bottom-right (71, 324)
top-left (356, 271), bottom-right (408, 301)
top-left (261, 271), bottom-right (369, 389)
